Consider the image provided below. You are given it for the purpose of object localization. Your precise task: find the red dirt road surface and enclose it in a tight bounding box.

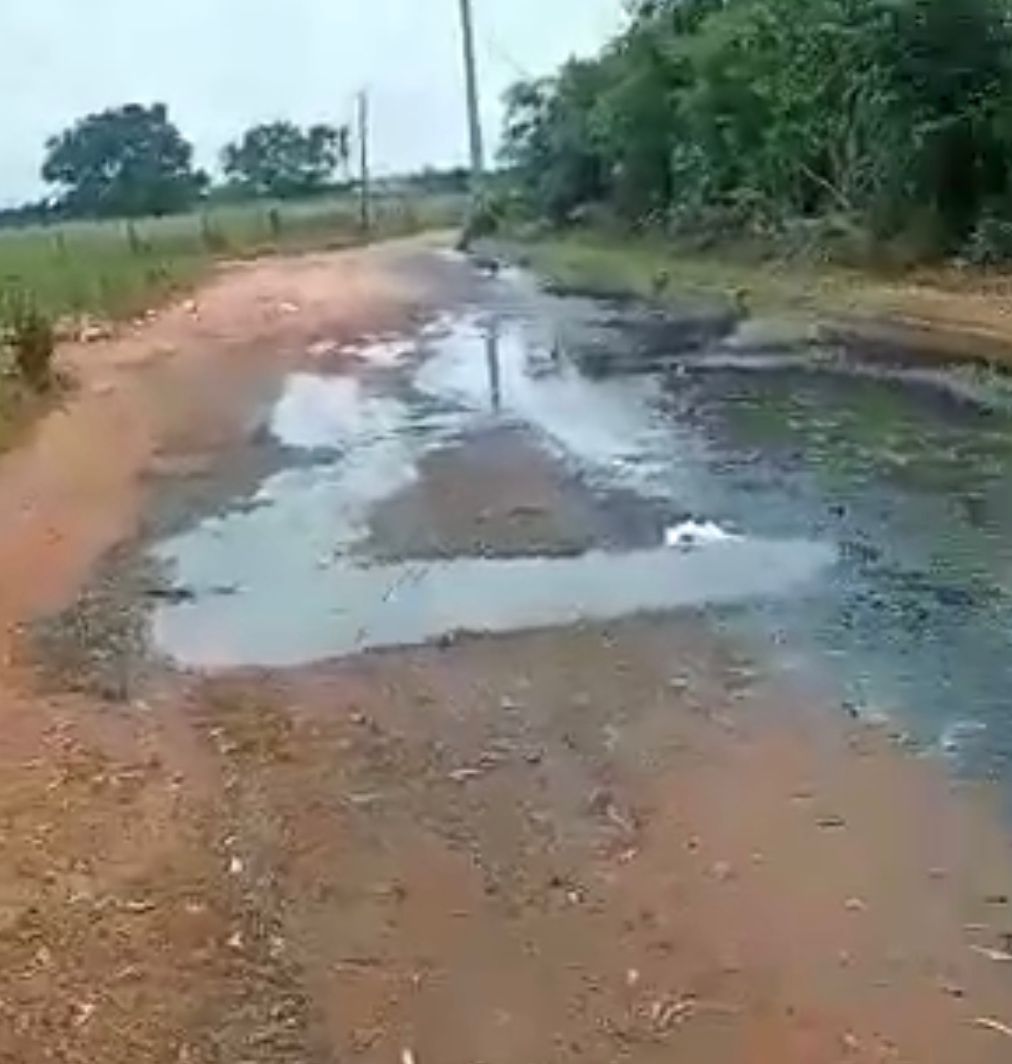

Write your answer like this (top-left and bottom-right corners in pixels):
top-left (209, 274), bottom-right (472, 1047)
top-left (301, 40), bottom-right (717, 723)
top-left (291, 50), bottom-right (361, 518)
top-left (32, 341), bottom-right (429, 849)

top-left (2, 237), bottom-right (1012, 1063)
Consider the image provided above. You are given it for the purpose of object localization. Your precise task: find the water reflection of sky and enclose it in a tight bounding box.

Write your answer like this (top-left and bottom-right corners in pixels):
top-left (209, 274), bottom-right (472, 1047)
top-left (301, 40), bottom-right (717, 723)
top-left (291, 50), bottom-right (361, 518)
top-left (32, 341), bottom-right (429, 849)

top-left (151, 294), bottom-right (1012, 794)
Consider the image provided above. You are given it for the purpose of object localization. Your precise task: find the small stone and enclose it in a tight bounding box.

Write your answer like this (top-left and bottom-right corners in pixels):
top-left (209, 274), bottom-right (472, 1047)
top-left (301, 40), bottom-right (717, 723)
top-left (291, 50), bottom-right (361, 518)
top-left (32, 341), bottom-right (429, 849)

top-left (122, 899), bottom-right (156, 914)
top-left (74, 1001), bottom-right (97, 1027)
top-left (448, 767), bottom-right (483, 784)
top-left (970, 945), bottom-right (1012, 963)
top-left (228, 855), bottom-right (244, 876)
top-left (626, 968), bottom-right (640, 988)
top-left (974, 1017), bottom-right (1012, 1039)
top-left (588, 788), bottom-right (614, 817)
top-left (711, 861), bottom-right (734, 882)
top-left (845, 897), bottom-right (867, 913)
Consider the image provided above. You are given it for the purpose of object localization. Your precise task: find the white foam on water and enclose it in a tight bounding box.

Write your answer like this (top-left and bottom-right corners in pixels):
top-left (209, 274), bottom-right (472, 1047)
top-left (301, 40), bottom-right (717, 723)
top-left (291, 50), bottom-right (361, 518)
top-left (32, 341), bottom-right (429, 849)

top-left (665, 520), bottom-right (741, 549)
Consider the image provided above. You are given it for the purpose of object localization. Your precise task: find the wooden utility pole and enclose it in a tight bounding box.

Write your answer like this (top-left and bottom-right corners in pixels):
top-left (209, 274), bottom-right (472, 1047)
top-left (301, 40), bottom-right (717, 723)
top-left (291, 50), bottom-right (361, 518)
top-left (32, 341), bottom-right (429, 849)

top-left (357, 89), bottom-right (371, 232)
top-left (457, 0), bottom-right (485, 183)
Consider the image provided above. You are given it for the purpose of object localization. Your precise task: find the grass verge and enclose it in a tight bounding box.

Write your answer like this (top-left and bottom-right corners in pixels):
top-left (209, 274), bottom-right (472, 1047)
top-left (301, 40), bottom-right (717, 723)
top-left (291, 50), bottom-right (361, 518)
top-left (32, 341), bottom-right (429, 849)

top-left (505, 230), bottom-right (1012, 367)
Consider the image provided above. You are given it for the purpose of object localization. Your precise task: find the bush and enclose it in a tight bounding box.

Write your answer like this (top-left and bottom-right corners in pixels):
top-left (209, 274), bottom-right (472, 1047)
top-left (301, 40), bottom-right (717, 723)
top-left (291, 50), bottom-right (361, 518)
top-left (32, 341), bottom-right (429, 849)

top-left (457, 191), bottom-right (508, 249)
top-left (963, 211), bottom-right (1012, 267)
top-left (1, 287), bottom-right (56, 391)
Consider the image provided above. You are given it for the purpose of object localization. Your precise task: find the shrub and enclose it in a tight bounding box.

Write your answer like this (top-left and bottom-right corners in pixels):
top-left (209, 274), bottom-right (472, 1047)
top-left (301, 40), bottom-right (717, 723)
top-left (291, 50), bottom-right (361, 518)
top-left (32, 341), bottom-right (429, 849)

top-left (963, 211), bottom-right (1012, 267)
top-left (1, 286), bottom-right (56, 391)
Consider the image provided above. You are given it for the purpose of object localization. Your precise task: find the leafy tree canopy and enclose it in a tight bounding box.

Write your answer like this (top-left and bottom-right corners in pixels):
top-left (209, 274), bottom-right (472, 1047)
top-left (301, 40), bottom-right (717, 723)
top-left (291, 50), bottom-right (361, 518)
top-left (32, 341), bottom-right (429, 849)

top-left (502, 0), bottom-right (1012, 255)
top-left (42, 103), bottom-right (206, 218)
top-left (221, 122), bottom-right (350, 199)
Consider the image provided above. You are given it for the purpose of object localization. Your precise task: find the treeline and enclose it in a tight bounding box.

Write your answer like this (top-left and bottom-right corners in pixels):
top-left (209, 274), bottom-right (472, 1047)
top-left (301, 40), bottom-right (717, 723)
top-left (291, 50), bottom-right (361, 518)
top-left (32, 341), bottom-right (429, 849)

top-left (8, 101), bottom-right (471, 227)
top-left (29, 103), bottom-right (354, 220)
top-left (501, 0), bottom-right (1012, 263)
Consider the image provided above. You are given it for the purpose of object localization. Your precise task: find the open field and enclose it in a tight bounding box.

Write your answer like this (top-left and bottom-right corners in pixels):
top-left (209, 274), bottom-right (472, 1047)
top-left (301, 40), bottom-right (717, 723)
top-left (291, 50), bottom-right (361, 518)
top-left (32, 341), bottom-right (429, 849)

top-left (0, 193), bottom-right (465, 321)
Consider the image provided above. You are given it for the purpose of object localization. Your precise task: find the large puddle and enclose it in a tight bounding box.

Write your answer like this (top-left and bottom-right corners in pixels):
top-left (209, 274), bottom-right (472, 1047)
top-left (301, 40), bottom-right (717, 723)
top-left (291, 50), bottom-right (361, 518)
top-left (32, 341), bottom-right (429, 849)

top-left (152, 309), bottom-right (833, 667)
top-left (150, 269), bottom-right (1012, 790)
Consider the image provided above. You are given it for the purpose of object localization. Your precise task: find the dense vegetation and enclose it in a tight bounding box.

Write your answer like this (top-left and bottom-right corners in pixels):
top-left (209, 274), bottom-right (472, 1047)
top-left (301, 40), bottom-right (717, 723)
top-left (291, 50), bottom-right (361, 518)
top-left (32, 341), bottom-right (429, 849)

top-left (501, 0), bottom-right (1012, 264)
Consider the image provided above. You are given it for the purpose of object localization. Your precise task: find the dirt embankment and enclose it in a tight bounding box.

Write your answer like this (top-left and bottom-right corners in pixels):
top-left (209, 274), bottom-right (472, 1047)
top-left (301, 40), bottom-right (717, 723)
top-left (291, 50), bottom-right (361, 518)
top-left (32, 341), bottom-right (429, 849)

top-left (1, 237), bottom-right (1012, 1064)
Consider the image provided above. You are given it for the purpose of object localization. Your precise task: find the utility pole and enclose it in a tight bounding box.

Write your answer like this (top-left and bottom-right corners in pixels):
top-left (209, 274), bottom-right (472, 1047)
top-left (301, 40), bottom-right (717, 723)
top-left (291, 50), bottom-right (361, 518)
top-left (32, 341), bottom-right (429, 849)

top-left (357, 89), bottom-right (371, 232)
top-left (457, 0), bottom-right (485, 184)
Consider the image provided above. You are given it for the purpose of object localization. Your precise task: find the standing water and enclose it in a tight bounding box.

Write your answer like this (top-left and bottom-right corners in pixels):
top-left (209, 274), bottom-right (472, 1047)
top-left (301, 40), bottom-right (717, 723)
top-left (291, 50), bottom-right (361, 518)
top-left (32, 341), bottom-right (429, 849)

top-left (151, 265), bottom-right (1012, 791)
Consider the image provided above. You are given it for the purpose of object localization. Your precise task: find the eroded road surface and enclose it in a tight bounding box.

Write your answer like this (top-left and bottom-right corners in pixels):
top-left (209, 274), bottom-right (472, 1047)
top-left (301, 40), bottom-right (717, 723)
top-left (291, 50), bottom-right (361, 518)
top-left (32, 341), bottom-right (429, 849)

top-left (4, 237), bottom-right (1012, 1062)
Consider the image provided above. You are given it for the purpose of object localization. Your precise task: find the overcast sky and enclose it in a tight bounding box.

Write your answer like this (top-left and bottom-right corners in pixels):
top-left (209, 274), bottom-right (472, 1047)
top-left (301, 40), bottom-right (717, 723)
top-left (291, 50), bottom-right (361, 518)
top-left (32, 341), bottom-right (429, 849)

top-left (0, 0), bottom-right (624, 205)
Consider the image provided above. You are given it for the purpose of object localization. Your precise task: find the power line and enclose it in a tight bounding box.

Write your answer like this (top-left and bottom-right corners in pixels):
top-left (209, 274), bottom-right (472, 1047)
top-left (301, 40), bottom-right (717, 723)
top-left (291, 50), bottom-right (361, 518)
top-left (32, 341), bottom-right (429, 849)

top-left (480, 26), bottom-right (533, 83)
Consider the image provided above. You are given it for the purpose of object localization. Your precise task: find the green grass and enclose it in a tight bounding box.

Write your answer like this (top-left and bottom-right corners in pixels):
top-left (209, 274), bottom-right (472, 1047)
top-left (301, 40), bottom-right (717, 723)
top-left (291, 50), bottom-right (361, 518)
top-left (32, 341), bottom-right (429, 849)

top-left (505, 229), bottom-right (1012, 376)
top-left (0, 193), bottom-right (465, 322)
top-left (505, 230), bottom-right (874, 318)
top-left (0, 193), bottom-right (465, 446)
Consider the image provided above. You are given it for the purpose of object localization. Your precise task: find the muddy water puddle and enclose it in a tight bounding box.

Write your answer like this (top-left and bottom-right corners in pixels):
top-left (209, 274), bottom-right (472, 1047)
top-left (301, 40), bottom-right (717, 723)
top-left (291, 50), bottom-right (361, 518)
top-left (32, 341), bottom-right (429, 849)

top-left (146, 266), bottom-right (1012, 794)
top-left (150, 308), bottom-right (834, 667)
top-left (153, 541), bottom-right (829, 668)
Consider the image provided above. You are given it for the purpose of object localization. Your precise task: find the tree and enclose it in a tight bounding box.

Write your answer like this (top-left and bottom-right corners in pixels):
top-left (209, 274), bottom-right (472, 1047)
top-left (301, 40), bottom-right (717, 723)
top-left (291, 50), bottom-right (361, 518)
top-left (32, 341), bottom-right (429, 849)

top-left (221, 121), bottom-right (349, 199)
top-left (502, 0), bottom-right (1012, 256)
top-left (501, 64), bottom-right (611, 222)
top-left (42, 104), bottom-right (206, 218)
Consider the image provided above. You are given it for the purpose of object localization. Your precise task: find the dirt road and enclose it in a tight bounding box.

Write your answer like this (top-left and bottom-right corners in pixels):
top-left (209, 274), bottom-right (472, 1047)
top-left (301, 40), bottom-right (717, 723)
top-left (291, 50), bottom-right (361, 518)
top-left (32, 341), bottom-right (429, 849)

top-left (2, 236), bottom-right (1012, 1063)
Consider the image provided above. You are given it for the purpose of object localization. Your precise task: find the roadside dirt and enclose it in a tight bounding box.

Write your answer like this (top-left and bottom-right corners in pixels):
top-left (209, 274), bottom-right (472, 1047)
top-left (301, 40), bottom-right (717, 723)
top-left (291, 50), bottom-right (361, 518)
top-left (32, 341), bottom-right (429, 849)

top-left (2, 236), bottom-right (1012, 1063)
